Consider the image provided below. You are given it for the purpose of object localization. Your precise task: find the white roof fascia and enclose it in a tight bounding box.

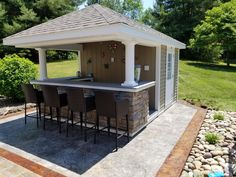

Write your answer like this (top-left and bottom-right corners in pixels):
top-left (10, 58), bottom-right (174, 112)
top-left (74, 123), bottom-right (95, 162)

top-left (3, 23), bottom-right (186, 49)
top-left (118, 23), bottom-right (186, 49)
top-left (3, 24), bottom-right (123, 47)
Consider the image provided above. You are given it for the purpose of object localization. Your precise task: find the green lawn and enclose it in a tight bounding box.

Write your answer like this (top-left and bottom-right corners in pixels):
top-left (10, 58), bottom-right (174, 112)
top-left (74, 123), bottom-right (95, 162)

top-left (36, 59), bottom-right (236, 111)
top-left (179, 60), bottom-right (236, 111)
top-left (36, 60), bottom-right (78, 78)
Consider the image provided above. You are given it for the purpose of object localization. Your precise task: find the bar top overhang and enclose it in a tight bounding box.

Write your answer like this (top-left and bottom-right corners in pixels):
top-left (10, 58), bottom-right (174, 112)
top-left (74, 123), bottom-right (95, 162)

top-left (30, 77), bottom-right (155, 92)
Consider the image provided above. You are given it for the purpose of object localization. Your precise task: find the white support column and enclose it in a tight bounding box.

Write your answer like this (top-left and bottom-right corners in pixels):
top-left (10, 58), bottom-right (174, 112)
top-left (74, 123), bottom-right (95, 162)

top-left (155, 45), bottom-right (161, 111)
top-left (78, 51), bottom-right (81, 72)
top-left (36, 48), bottom-right (47, 80)
top-left (121, 41), bottom-right (138, 87)
top-left (78, 44), bottom-right (83, 73)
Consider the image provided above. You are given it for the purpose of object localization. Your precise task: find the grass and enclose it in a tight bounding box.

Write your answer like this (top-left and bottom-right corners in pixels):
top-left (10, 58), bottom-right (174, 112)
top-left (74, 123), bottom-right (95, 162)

top-left (213, 112), bottom-right (225, 120)
top-left (205, 132), bottom-right (220, 144)
top-left (36, 60), bottom-right (78, 78)
top-left (179, 60), bottom-right (236, 111)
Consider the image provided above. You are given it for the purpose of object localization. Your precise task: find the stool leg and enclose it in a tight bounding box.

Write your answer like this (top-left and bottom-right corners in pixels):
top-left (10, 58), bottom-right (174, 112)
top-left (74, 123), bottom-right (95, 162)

top-left (84, 112), bottom-right (87, 142)
top-left (80, 112), bottom-right (83, 129)
top-left (107, 117), bottom-right (110, 136)
top-left (66, 109), bottom-right (70, 137)
top-left (115, 117), bottom-right (118, 151)
top-left (126, 114), bottom-right (130, 142)
top-left (38, 103), bottom-right (41, 121)
top-left (24, 102), bottom-right (27, 125)
top-left (36, 105), bottom-right (39, 128)
top-left (56, 108), bottom-right (61, 133)
top-left (96, 114), bottom-right (99, 132)
top-left (43, 104), bottom-right (46, 130)
top-left (71, 110), bottom-right (74, 127)
top-left (50, 107), bottom-right (53, 122)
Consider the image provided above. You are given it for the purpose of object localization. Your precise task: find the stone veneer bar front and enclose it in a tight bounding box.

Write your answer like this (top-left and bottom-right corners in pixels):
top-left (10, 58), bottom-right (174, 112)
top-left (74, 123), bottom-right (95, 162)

top-left (31, 77), bottom-right (155, 135)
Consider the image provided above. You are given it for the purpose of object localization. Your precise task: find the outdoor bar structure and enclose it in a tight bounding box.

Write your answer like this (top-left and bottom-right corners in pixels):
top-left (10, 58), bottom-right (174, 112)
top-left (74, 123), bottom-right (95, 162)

top-left (3, 4), bottom-right (185, 135)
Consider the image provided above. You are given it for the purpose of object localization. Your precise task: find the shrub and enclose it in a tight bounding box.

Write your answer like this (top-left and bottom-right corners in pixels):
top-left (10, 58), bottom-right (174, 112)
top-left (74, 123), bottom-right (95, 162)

top-left (213, 112), bottom-right (225, 120)
top-left (0, 54), bottom-right (37, 100)
top-left (205, 132), bottom-right (220, 144)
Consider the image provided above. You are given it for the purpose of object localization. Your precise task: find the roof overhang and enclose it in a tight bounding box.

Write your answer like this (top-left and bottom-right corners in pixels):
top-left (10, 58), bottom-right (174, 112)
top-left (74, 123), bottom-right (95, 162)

top-left (3, 23), bottom-right (186, 49)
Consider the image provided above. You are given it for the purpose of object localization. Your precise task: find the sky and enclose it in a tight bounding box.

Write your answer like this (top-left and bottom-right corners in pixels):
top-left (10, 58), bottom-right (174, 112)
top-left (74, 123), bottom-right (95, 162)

top-left (143, 0), bottom-right (155, 9)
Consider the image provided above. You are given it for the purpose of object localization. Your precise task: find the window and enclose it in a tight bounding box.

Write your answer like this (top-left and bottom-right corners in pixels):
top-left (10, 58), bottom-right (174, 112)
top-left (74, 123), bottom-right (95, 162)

top-left (167, 53), bottom-right (172, 80)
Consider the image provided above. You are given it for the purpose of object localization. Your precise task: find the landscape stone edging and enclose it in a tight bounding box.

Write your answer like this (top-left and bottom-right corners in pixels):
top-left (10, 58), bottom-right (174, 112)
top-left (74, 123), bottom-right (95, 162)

top-left (0, 103), bottom-right (35, 117)
top-left (181, 110), bottom-right (236, 177)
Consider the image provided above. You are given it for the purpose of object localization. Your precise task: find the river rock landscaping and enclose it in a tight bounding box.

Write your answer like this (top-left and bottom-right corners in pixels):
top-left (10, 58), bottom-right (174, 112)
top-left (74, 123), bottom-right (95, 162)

top-left (181, 110), bottom-right (236, 177)
top-left (0, 96), bottom-right (34, 117)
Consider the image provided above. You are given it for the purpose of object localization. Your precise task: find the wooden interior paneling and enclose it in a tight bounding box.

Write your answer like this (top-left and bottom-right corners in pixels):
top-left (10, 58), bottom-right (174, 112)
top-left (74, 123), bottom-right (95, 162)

top-left (81, 41), bottom-right (156, 109)
top-left (81, 41), bottom-right (125, 82)
top-left (135, 45), bottom-right (156, 109)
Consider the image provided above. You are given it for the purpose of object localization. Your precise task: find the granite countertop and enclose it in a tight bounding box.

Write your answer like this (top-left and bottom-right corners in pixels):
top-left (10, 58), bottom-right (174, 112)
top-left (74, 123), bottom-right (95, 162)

top-left (30, 77), bottom-right (155, 92)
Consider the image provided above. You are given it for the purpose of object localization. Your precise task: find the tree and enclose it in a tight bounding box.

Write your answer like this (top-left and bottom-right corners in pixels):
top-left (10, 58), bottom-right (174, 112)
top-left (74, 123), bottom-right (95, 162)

top-left (122, 0), bottom-right (143, 20)
top-left (151, 0), bottom-right (223, 44)
top-left (86, 0), bottom-right (143, 20)
top-left (87, 0), bottom-right (123, 13)
top-left (33, 0), bottom-right (85, 22)
top-left (0, 3), bottom-right (6, 39)
top-left (0, 0), bottom-right (85, 60)
top-left (190, 0), bottom-right (236, 66)
top-left (141, 8), bottom-right (157, 28)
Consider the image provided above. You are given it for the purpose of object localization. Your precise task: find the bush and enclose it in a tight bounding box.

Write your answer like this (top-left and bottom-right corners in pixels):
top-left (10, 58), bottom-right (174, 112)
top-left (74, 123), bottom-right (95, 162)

top-left (205, 132), bottom-right (220, 144)
top-left (213, 112), bottom-right (225, 121)
top-left (0, 54), bottom-right (37, 100)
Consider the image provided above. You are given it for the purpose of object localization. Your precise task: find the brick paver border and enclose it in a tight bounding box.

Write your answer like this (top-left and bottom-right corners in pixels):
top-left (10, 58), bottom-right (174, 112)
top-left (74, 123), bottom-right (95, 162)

top-left (156, 108), bottom-right (207, 177)
top-left (0, 148), bottom-right (65, 177)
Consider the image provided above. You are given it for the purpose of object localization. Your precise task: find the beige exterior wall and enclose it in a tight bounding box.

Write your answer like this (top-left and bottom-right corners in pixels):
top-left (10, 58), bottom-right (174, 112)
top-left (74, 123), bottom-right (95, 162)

top-left (160, 45), bottom-right (167, 110)
top-left (81, 41), bottom-right (156, 108)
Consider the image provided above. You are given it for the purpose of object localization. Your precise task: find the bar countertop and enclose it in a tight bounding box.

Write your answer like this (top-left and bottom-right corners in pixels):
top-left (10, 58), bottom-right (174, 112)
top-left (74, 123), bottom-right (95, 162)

top-left (30, 77), bottom-right (155, 92)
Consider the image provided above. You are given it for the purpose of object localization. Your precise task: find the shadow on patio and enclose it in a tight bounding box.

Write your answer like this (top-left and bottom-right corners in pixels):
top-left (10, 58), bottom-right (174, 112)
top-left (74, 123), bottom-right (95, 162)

top-left (0, 116), bottom-right (128, 174)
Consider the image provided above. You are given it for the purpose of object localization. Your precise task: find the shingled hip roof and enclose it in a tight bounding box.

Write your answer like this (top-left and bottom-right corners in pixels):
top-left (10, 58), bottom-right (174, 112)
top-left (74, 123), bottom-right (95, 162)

top-left (3, 4), bottom-right (185, 49)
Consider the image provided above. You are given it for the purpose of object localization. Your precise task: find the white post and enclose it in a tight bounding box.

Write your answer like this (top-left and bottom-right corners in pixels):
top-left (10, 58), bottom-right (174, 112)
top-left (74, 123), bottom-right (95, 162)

top-left (121, 41), bottom-right (138, 87)
top-left (78, 44), bottom-right (83, 73)
top-left (78, 51), bottom-right (81, 72)
top-left (155, 45), bottom-right (161, 111)
top-left (36, 48), bottom-right (47, 80)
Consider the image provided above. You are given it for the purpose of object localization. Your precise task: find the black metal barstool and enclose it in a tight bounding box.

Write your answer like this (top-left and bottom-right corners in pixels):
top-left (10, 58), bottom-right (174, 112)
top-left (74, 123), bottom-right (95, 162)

top-left (40, 85), bottom-right (67, 133)
top-left (21, 84), bottom-right (44, 128)
top-left (95, 91), bottom-right (130, 151)
top-left (66, 88), bottom-right (96, 140)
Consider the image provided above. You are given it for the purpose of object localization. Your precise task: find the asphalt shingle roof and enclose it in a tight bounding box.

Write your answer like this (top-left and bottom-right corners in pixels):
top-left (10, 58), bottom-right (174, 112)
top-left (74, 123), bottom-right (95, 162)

top-left (5, 4), bottom-right (183, 46)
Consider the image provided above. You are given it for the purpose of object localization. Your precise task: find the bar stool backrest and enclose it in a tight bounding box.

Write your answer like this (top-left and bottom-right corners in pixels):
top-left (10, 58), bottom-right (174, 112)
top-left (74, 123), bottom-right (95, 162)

top-left (40, 85), bottom-right (60, 107)
top-left (95, 91), bottom-right (116, 117)
top-left (21, 84), bottom-right (37, 103)
top-left (66, 88), bottom-right (85, 112)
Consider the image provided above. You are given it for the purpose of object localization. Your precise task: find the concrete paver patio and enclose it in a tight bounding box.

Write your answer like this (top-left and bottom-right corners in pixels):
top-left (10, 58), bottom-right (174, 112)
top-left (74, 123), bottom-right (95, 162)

top-left (0, 156), bottom-right (40, 177)
top-left (0, 102), bottom-right (197, 177)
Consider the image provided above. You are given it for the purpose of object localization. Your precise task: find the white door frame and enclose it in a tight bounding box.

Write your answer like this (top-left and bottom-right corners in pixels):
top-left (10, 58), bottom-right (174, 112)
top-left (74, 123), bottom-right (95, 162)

top-left (165, 46), bottom-right (175, 106)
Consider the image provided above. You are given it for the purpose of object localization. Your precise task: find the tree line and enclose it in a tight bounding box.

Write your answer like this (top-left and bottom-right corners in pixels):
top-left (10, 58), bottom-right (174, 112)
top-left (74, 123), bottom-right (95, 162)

top-left (0, 0), bottom-right (235, 65)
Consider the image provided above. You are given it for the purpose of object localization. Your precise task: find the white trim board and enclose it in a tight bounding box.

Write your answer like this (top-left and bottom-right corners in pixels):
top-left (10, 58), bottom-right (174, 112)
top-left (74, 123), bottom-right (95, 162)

top-left (3, 24), bottom-right (186, 49)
